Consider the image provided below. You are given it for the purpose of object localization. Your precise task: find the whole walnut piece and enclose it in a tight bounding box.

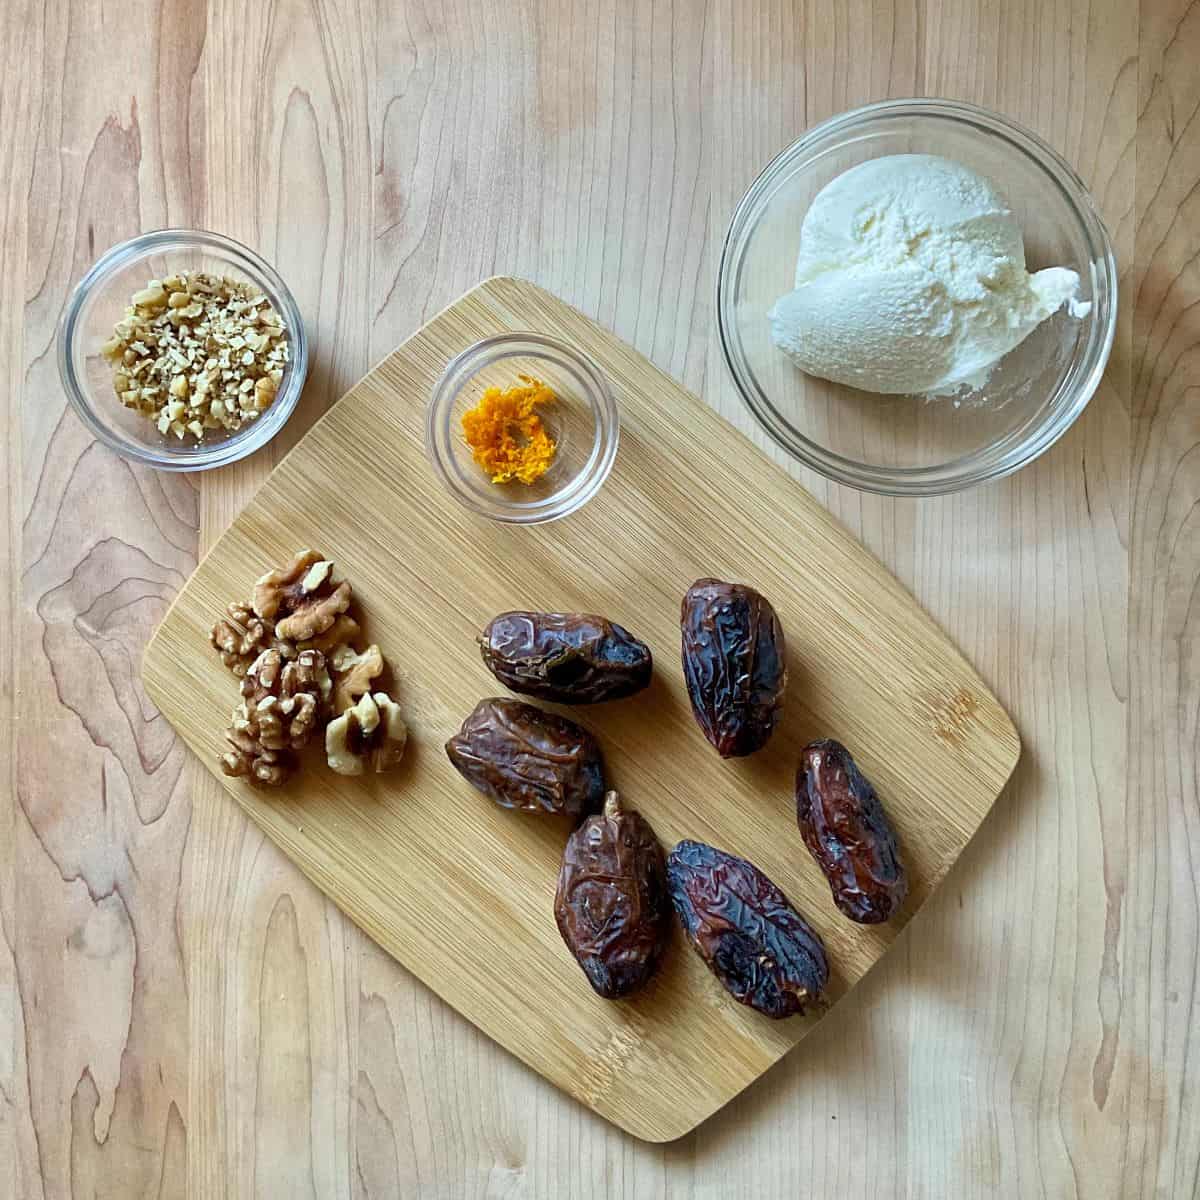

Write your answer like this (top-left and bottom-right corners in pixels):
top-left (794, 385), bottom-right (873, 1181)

top-left (221, 710), bottom-right (296, 788)
top-left (250, 648), bottom-right (332, 748)
top-left (554, 791), bottom-right (670, 998)
top-left (253, 550), bottom-right (352, 642)
top-left (326, 691), bottom-right (408, 776)
top-left (210, 600), bottom-right (279, 677)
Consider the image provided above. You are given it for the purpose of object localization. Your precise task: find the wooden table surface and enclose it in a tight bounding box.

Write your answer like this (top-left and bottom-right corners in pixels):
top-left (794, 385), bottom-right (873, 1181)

top-left (2, 2), bottom-right (1192, 1197)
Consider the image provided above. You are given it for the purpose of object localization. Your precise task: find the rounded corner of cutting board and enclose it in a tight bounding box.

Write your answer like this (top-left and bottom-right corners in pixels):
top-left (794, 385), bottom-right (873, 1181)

top-left (474, 272), bottom-right (528, 292)
top-left (623, 1116), bottom-right (704, 1145)
top-left (602, 1040), bottom-right (795, 1142)
top-left (1000, 714), bottom-right (1022, 780)
top-left (606, 1094), bottom-right (726, 1144)
top-left (982, 692), bottom-right (1022, 792)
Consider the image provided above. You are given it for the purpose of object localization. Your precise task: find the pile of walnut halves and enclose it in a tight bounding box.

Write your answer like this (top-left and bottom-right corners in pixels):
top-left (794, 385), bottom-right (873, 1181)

top-left (209, 550), bottom-right (407, 787)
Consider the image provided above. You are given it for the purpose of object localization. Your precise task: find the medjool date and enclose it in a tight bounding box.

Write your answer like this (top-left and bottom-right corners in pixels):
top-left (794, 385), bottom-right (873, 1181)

top-left (478, 611), bottom-right (652, 703)
top-left (680, 579), bottom-right (786, 757)
top-left (445, 698), bottom-right (605, 816)
top-left (667, 840), bottom-right (828, 1018)
top-left (796, 739), bottom-right (907, 923)
top-left (554, 791), bottom-right (669, 998)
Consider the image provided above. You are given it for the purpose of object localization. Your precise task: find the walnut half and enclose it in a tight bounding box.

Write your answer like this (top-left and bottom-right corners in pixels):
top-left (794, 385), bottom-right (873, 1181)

top-left (299, 612), bottom-right (360, 655)
top-left (240, 646), bottom-right (332, 750)
top-left (253, 550), bottom-right (352, 643)
top-left (329, 643), bottom-right (384, 714)
top-left (326, 692), bottom-right (408, 776)
top-left (220, 646), bottom-right (333, 786)
top-left (221, 711), bottom-right (296, 788)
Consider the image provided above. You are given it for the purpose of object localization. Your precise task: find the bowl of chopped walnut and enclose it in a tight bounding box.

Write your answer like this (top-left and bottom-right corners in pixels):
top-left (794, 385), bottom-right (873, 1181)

top-left (58, 229), bottom-right (308, 471)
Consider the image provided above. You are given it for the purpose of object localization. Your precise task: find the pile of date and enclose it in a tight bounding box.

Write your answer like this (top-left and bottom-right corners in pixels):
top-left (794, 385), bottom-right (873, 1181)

top-left (444, 579), bottom-right (907, 1019)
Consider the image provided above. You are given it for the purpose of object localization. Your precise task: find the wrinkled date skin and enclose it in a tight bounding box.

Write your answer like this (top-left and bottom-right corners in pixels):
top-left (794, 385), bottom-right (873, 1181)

top-left (478, 611), bottom-right (653, 704)
top-left (445, 698), bottom-right (606, 816)
top-left (667, 840), bottom-right (828, 1018)
top-left (680, 579), bottom-right (787, 757)
top-left (554, 791), bottom-right (670, 998)
top-left (796, 739), bottom-right (907, 924)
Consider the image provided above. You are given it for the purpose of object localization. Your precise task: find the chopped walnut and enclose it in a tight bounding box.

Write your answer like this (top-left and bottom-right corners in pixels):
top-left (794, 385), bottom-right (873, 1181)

top-left (326, 691), bottom-right (408, 776)
top-left (100, 270), bottom-right (289, 443)
top-left (329, 643), bottom-right (384, 713)
top-left (253, 550), bottom-right (352, 642)
top-left (210, 600), bottom-right (280, 677)
top-left (221, 711), bottom-right (296, 788)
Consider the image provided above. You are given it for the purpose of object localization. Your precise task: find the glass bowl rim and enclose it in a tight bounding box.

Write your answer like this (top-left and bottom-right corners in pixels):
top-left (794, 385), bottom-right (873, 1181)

top-left (425, 331), bottom-right (620, 525)
top-left (716, 97), bottom-right (1120, 496)
top-left (57, 227), bottom-right (308, 473)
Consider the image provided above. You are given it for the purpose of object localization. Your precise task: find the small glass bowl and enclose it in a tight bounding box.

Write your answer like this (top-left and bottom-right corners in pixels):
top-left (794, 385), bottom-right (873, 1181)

top-left (426, 333), bottom-right (619, 524)
top-left (717, 99), bottom-right (1119, 495)
top-left (58, 229), bottom-right (307, 471)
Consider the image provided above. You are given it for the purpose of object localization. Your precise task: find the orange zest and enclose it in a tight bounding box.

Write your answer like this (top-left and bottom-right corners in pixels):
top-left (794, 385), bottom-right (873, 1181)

top-left (461, 375), bottom-right (558, 485)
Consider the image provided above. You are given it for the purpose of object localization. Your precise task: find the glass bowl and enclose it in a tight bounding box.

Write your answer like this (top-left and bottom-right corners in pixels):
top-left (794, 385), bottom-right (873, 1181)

top-left (426, 333), bottom-right (619, 524)
top-left (58, 229), bottom-right (308, 471)
top-left (717, 99), bottom-right (1118, 495)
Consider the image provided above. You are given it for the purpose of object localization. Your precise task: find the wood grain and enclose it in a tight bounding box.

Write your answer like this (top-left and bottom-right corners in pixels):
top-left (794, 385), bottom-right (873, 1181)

top-left (5, 0), bottom-right (1187, 1194)
top-left (143, 276), bottom-right (1019, 1141)
top-left (184, 4), bottom-right (374, 1196)
top-left (3, 3), bottom-right (37, 1197)
top-left (1130, 2), bottom-right (1200, 1193)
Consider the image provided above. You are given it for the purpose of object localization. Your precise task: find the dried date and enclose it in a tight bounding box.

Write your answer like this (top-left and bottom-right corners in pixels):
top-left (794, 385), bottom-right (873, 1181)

top-left (666, 840), bottom-right (828, 1018)
top-left (796, 739), bottom-right (907, 923)
top-left (445, 697), bottom-right (606, 816)
top-left (554, 791), bottom-right (670, 998)
top-left (478, 611), bottom-right (652, 704)
top-left (680, 579), bottom-right (786, 757)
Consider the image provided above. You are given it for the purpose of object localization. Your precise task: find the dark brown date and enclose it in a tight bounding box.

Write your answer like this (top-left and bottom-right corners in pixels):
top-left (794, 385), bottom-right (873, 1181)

top-left (445, 698), bottom-right (605, 816)
top-left (680, 579), bottom-right (786, 757)
top-left (666, 840), bottom-right (828, 1018)
top-left (478, 611), bottom-right (652, 704)
top-left (554, 791), bottom-right (670, 998)
top-left (796, 739), bottom-right (907, 924)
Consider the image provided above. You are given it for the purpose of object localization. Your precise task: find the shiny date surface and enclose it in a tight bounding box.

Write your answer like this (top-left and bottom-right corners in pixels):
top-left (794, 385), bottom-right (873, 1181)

top-left (796, 739), bottom-right (907, 924)
top-left (666, 840), bottom-right (828, 1018)
top-left (680, 579), bottom-right (786, 757)
top-left (445, 697), bottom-right (606, 816)
top-left (479, 611), bottom-right (653, 704)
top-left (554, 791), bottom-right (670, 998)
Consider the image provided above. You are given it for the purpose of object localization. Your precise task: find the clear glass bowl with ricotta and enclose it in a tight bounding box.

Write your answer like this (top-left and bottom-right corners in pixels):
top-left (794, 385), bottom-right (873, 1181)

top-left (717, 99), bottom-right (1118, 495)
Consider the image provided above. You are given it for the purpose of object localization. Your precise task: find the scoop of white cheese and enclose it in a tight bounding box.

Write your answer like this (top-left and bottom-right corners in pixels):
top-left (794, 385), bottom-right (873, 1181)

top-left (767, 155), bottom-right (1089, 396)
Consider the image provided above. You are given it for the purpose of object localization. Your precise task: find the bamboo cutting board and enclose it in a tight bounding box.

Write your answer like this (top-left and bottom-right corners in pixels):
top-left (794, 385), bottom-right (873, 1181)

top-left (143, 276), bottom-right (1019, 1142)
